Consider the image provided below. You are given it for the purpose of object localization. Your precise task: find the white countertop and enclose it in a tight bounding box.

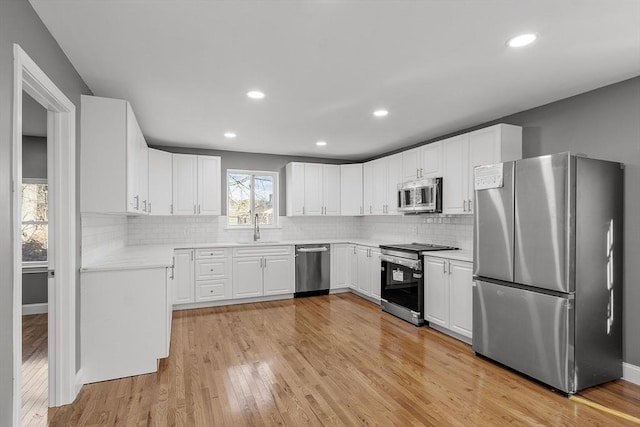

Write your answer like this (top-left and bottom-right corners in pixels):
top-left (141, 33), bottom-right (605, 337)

top-left (421, 249), bottom-right (473, 263)
top-left (82, 240), bottom-right (472, 271)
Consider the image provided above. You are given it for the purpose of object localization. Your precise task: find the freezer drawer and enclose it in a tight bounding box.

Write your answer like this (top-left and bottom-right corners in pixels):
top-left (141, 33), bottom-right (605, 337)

top-left (473, 280), bottom-right (574, 393)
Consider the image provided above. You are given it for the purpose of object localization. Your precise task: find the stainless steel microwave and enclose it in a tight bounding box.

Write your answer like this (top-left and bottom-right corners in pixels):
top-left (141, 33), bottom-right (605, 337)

top-left (397, 178), bottom-right (443, 214)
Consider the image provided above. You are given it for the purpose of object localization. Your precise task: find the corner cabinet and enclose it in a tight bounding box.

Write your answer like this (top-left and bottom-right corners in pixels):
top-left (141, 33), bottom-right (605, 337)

top-left (340, 164), bottom-right (364, 216)
top-left (286, 162), bottom-right (340, 216)
top-left (442, 124), bottom-right (522, 214)
top-left (424, 256), bottom-right (473, 342)
top-left (148, 148), bottom-right (173, 215)
top-left (81, 95), bottom-right (149, 215)
top-left (363, 153), bottom-right (402, 216)
top-left (172, 154), bottom-right (221, 216)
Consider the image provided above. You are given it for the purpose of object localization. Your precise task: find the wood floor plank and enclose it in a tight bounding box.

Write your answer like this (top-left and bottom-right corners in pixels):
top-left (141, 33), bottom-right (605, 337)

top-left (42, 293), bottom-right (640, 426)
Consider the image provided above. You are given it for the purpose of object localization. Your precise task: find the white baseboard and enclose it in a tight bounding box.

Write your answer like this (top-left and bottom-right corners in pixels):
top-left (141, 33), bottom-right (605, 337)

top-left (22, 303), bottom-right (48, 315)
top-left (75, 368), bottom-right (85, 396)
top-left (623, 362), bottom-right (640, 385)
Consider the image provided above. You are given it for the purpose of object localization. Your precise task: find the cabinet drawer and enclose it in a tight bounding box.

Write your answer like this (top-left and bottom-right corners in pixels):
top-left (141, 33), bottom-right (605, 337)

top-left (232, 245), bottom-right (293, 258)
top-left (195, 258), bottom-right (230, 280)
top-left (195, 248), bottom-right (228, 259)
top-left (196, 280), bottom-right (230, 302)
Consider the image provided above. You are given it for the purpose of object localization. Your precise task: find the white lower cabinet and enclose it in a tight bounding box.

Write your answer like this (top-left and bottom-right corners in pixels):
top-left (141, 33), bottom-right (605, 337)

top-left (330, 244), bottom-right (350, 289)
top-left (353, 245), bottom-right (381, 301)
top-left (232, 246), bottom-right (294, 298)
top-left (81, 267), bottom-right (170, 383)
top-left (425, 256), bottom-right (473, 341)
top-left (173, 249), bottom-right (195, 304)
top-left (195, 248), bottom-right (232, 302)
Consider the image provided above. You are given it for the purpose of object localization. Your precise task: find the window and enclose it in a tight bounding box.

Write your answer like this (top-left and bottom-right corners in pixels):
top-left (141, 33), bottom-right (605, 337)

top-left (22, 179), bottom-right (48, 265)
top-left (227, 170), bottom-right (277, 227)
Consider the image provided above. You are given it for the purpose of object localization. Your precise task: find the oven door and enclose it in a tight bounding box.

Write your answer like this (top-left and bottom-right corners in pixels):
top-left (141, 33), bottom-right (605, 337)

top-left (381, 256), bottom-right (423, 313)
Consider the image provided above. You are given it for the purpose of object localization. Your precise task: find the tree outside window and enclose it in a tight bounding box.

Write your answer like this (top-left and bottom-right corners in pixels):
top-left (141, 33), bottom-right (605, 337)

top-left (22, 180), bottom-right (48, 264)
top-left (227, 170), bottom-right (277, 227)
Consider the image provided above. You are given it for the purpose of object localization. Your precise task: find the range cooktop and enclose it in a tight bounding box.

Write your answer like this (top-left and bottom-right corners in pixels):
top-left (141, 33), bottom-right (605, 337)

top-left (380, 243), bottom-right (458, 253)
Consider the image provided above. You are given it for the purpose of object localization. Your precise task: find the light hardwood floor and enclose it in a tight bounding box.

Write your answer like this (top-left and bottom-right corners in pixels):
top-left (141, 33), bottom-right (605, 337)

top-left (39, 293), bottom-right (640, 426)
top-left (22, 313), bottom-right (48, 427)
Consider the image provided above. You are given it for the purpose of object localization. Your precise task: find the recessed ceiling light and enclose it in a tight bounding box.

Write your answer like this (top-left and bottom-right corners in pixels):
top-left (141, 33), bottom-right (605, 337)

top-left (316, 141), bottom-right (327, 146)
top-left (247, 90), bottom-right (265, 99)
top-left (373, 109), bottom-right (389, 117)
top-left (507, 33), bottom-right (537, 48)
top-left (224, 132), bottom-right (237, 139)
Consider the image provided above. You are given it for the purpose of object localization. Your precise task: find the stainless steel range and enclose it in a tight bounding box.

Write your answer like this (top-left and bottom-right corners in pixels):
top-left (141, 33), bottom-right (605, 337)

top-left (380, 243), bottom-right (456, 326)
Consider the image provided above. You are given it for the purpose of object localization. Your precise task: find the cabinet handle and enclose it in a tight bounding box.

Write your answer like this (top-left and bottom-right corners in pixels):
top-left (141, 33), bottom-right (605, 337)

top-left (369, 206), bottom-right (372, 214)
top-left (143, 200), bottom-right (147, 212)
top-left (463, 200), bottom-right (467, 212)
top-left (443, 261), bottom-right (447, 273)
top-left (353, 246), bottom-right (356, 255)
top-left (302, 206), bottom-right (305, 215)
top-left (360, 206), bottom-right (363, 215)
top-left (191, 251), bottom-right (194, 261)
top-left (198, 204), bottom-right (201, 214)
top-left (170, 204), bottom-right (173, 214)
top-left (193, 205), bottom-right (196, 214)
top-left (134, 195), bottom-right (139, 210)
top-left (468, 199), bottom-right (473, 212)
top-left (420, 168), bottom-right (424, 178)
top-left (417, 168), bottom-right (420, 178)
top-left (148, 202), bottom-right (152, 213)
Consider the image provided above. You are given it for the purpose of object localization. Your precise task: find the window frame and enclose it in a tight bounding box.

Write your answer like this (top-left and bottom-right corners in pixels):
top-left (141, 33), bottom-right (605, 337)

top-left (21, 177), bottom-right (49, 268)
top-left (226, 169), bottom-right (279, 228)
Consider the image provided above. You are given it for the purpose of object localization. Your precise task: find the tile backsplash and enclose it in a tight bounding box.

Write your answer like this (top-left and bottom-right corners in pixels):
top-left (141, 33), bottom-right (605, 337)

top-left (123, 214), bottom-right (473, 249)
top-left (81, 214), bottom-right (128, 264)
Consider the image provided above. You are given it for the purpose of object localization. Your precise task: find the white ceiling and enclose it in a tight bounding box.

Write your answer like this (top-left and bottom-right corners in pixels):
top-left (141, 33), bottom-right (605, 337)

top-left (30, 1), bottom-right (640, 160)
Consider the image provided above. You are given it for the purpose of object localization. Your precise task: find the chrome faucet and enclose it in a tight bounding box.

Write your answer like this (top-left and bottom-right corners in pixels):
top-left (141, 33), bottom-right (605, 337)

top-left (253, 213), bottom-right (260, 241)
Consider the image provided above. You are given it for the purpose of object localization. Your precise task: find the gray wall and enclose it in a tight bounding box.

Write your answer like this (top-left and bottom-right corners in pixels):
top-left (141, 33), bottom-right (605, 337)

top-left (150, 146), bottom-right (348, 216)
top-left (22, 135), bottom-right (48, 305)
top-left (502, 77), bottom-right (640, 366)
top-left (0, 0), bottom-right (92, 423)
top-left (22, 136), bottom-right (47, 179)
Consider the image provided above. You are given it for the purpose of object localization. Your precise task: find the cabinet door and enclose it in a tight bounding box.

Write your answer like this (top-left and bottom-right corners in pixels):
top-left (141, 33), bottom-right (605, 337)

top-left (467, 128), bottom-right (500, 213)
top-left (304, 163), bottom-right (323, 215)
top-left (125, 103), bottom-right (140, 213)
top-left (232, 257), bottom-right (263, 298)
top-left (386, 153), bottom-right (402, 215)
top-left (349, 245), bottom-right (358, 289)
top-left (402, 147), bottom-right (421, 181)
top-left (425, 257), bottom-right (449, 327)
top-left (340, 164), bottom-right (363, 216)
top-left (197, 155), bottom-right (221, 215)
top-left (172, 154), bottom-right (198, 215)
top-left (442, 135), bottom-right (469, 214)
top-left (286, 162), bottom-right (305, 216)
top-left (173, 250), bottom-right (194, 305)
top-left (421, 141), bottom-right (442, 178)
top-left (371, 159), bottom-right (387, 215)
top-left (363, 162), bottom-right (374, 215)
top-left (369, 249), bottom-right (382, 300)
top-left (331, 244), bottom-right (349, 289)
top-left (356, 247), bottom-right (370, 295)
top-left (449, 260), bottom-right (473, 339)
top-left (264, 255), bottom-right (294, 295)
top-left (148, 149), bottom-right (173, 215)
top-left (322, 165), bottom-right (341, 216)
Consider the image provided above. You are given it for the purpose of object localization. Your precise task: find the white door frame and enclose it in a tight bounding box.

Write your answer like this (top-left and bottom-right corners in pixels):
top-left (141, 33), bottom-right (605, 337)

top-left (12, 44), bottom-right (78, 425)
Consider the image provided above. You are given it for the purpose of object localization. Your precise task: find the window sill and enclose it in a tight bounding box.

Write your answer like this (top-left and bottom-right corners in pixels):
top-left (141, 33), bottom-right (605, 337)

top-left (22, 264), bottom-right (48, 274)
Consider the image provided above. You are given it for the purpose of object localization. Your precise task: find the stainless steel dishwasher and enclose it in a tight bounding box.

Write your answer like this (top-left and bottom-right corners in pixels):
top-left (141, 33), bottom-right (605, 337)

top-left (294, 244), bottom-right (330, 297)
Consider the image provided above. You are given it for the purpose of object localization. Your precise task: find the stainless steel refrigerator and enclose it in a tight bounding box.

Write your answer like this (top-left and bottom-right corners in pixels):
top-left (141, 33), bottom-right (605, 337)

top-left (472, 152), bottom-right (623, 394)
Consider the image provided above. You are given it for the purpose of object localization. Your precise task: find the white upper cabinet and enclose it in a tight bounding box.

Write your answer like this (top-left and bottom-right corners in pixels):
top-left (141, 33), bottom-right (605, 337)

top-left (172, 154), bottom-right (198, 215)
top-left (442, 124), bottom-right (522, 214)
top-left (286, 162), bottom-right (340, 216)
top-left (172, 154), bottom-right (221, 216)
top-left (197, 156), bottom-right (221, 215)
top-left (81, 95), bottom-right (149, 215)
top-left (402, 142), bottom-right (443, 181)
top-left (148, 148), bottom-right (173, 215)
top-left (340, 164), bottom-right (363, 216)
top-left (363, 153), bottom-right (402, 216)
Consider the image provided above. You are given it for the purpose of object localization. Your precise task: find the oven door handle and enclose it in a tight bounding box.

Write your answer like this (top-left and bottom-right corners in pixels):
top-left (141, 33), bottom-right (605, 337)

top-left (381, 255), bottom-right (422, 271)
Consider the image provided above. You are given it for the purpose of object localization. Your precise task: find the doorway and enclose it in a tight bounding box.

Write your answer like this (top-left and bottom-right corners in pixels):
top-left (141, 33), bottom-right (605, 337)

top-left (12, 44), bottom-right (78, 426)
top-left (20, 92), bottom-right (49, 425)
